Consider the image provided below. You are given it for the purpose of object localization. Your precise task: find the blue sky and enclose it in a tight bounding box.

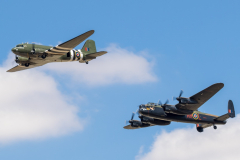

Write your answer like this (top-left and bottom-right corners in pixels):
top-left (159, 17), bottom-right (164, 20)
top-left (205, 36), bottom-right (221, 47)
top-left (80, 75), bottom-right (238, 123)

top-left (1, 1), bottom-right (240, 160)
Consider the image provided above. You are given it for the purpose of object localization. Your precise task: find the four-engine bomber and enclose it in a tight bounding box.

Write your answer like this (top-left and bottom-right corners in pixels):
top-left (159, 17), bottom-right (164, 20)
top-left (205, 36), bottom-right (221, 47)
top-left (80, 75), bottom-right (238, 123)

top-left (124, 83), bottom-right (235, 132)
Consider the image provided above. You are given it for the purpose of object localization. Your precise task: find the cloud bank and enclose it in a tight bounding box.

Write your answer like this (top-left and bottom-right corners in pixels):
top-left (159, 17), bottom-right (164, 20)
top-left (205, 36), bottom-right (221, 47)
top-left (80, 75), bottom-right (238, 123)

top-left (136, 116), bottom-right (240, 160)
top-left (42, 44), bottom-right (157, 86)
top-left (0, 54), bottom-right (84, 144)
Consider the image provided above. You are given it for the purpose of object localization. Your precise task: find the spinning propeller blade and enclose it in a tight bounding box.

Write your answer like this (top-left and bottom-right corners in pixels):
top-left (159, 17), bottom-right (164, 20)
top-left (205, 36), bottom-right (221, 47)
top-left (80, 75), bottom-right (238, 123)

top-left (173, 90), bottom-right (184, 101)
top-left (164, 99), bottom-right (169, 105)
top-left (131, 112), bottom-right (135, 120)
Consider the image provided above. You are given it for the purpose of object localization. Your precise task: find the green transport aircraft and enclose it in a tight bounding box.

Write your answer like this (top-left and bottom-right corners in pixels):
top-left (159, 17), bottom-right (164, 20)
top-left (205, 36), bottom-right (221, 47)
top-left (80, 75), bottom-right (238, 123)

top-left (124, 83), bottom-right (235, 132)
top-left (8, 30), bottom-right (107, 72)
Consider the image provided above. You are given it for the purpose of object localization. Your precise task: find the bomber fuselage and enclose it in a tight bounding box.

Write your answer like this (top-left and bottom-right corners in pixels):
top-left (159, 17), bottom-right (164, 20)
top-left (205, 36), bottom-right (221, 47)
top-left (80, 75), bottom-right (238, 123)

top-left (139, 104), bottom-right (226, 125)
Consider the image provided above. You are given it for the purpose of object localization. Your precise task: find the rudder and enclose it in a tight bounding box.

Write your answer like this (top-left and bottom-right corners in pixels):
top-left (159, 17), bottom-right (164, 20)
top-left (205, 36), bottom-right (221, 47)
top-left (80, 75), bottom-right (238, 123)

top-left (228, 100), bottom-right (235, 118)
top-left (81, 39), bottom-right (96, 54)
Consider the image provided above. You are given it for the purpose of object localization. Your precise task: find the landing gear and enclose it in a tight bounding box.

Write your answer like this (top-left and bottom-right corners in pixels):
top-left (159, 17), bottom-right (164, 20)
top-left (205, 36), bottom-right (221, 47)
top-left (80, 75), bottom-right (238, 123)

top-left (213, 125), bottom-right (217, 129)
top-left (197, 127), bottom-right (204, 132)
top-left (86, 61), bottom-right (88, 64)
top-left (25, 63), bottom-right (30, 67)
top-left (41, 54), bottom-right (46, 59)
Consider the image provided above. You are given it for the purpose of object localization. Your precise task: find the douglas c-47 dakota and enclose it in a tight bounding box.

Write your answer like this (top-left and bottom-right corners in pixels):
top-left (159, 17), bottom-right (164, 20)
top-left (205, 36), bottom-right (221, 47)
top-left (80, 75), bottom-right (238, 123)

top-left (124, 83), bottom-right (235, 132)
top-left (8, 30), bottom-right (107, 72)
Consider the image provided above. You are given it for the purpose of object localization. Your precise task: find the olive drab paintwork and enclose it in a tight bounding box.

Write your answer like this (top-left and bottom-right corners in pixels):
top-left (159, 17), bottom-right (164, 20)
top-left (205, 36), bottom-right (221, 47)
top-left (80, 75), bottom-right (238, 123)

top-left (124, 83), bottom-right (236, 132)
top-left (8, 30), bottom-right (107, 72)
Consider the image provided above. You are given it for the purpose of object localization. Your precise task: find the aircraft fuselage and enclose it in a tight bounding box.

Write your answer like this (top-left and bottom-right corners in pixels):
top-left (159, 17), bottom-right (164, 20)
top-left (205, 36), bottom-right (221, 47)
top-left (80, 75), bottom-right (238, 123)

top-left (139, 109), bottom-right (226, 125)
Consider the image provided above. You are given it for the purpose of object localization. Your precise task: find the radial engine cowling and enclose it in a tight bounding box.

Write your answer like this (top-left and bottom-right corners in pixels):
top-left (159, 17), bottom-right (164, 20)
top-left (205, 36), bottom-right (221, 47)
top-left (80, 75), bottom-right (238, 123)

top-left (69, 49), bottom-right (84, 62)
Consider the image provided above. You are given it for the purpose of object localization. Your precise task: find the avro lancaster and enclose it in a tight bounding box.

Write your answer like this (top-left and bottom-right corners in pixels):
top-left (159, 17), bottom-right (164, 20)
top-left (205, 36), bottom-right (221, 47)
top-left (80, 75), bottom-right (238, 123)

top-left (124, 83), bottom-right (235, 132)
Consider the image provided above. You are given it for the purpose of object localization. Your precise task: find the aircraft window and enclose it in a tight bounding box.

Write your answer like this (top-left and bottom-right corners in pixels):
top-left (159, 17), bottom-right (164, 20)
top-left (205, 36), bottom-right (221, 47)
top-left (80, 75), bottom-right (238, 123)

top-left (16, 45), bottom-right (24, 47)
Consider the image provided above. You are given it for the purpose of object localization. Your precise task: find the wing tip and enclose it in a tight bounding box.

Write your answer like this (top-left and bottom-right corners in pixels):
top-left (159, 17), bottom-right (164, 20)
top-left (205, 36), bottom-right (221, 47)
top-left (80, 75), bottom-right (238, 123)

top-left (88, 30), bottom-right (95, 34)
top-left (214, 83), bottom-right (224, 88)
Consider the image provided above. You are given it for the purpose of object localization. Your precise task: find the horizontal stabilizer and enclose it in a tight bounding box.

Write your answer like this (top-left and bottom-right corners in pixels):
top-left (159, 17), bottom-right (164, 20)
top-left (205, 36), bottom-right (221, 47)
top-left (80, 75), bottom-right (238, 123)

top-left (85, 51), bottom-right (107, 60)
top-left (214, 113), bottom-right (230, 121)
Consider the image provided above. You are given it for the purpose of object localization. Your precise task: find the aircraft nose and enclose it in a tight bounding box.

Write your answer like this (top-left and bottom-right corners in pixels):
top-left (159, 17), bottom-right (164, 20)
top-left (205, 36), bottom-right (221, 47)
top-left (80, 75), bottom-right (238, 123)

top-left (11, 48), bottom-right (16, 52)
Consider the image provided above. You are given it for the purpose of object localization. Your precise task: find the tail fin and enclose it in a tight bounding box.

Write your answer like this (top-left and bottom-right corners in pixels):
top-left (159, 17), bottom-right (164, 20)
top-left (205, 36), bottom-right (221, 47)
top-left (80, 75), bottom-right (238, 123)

top-left (81, 39), bottom-right (96, 54)
top-left (214, 100), bottom-right (235, 121)
top-left (228, 100), bottom-right (235, 118)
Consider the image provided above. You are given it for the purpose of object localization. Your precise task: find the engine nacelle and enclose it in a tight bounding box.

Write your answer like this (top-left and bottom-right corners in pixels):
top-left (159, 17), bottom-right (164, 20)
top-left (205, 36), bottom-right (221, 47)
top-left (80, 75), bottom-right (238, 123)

top-left (140, 116), bottom-right (171, 126)
top-left (151, 119), bottom-right (171, 126)
top-left (177, 97), bottom-right (197, 104)
top-left (141, 116), bottom-right (154, 122)
top-left (69, 49), bottom-right (84, 62)
top-left (131, 121), bottom-right (142, 127)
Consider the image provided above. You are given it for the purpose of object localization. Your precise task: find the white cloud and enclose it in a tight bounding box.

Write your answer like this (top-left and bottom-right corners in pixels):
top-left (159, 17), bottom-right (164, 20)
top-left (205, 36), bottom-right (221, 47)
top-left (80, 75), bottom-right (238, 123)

top-left (136, 116), bottom-right (240, 160)
top-left (0, 54), bottom-right (84, 144)
top-left (42, 44), bottom-right (157, 86)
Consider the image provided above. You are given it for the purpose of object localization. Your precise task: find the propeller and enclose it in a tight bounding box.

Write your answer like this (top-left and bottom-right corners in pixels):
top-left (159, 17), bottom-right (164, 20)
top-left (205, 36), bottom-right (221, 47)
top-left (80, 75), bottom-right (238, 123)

top-left (126, 112), bottom-right (135, 125)
top-left (164, 99), bottom-right (169, 105)
top-left (131, 112), bottom-right (134, 120)
top-left (173, 90), bottom-right (183, 101)
top-left (31, 43), bottom-right (35, 54)
top-left (12, 54), bottom-right (18, 66)
top-left (158, 99), bottom-right (169, 106)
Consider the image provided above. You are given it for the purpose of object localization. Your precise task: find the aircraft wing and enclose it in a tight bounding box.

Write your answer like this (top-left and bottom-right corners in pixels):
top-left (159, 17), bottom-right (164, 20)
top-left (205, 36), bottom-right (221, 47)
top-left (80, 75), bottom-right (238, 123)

top-left (45, 30), bottom-right (94, 55)
top-left (123, 124), bottom-right (152, 129)
top-left (7, 60), bottom-right (48, 72)
top-left (85, 51), bottom-right (107, 61)
top-left (177, 83), bottom-right (224, 111)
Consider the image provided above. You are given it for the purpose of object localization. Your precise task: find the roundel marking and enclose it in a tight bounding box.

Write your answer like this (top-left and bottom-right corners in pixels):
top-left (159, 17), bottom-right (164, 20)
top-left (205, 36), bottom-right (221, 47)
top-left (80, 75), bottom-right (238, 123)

top-left (192, 112), bottom-right (199, 120)
top-left (76, 52), bottom-right (80, 57)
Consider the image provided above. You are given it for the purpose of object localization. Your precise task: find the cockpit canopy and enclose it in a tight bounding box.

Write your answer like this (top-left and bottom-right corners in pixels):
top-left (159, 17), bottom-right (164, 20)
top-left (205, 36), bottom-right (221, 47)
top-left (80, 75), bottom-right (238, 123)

top-left (146, 102), bottom-right (157, 106)
top-left (16, 45), bottom-right (24, 47)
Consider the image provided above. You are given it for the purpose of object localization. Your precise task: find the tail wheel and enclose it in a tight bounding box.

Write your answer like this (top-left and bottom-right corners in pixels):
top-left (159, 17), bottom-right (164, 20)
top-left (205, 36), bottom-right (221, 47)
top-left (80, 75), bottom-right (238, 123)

top-left (213, 125), bottom-right (217, 129)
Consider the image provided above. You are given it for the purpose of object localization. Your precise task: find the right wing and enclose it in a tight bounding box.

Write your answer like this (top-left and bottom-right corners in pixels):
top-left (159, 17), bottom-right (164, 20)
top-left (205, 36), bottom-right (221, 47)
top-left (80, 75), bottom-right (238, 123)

top-left (45, 30), bottom-right (94, 56)
top-left (177, 83), bottom-right (224, 111)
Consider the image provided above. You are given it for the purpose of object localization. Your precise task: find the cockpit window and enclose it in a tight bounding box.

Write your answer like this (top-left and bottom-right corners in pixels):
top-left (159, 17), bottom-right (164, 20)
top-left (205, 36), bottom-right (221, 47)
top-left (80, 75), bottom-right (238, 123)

top-left (16, 45), bottom-right (24, 47)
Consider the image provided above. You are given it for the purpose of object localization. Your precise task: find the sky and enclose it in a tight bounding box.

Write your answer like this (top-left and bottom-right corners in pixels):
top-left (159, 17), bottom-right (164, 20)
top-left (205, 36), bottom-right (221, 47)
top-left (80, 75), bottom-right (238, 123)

top-left (1, 0), bottom-right (240, 159)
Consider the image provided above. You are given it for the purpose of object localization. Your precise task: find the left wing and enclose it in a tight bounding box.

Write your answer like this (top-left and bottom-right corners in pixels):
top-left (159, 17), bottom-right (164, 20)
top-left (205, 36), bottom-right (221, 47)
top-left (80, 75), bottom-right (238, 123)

top-left (85, 51), bottom-right (107, 61)
top-left (7, 60), bottom-right (48, 72)
top-left (177, 83), bottom-right (224, 111)
top-left (45, 30), bottom-right (94, 56)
